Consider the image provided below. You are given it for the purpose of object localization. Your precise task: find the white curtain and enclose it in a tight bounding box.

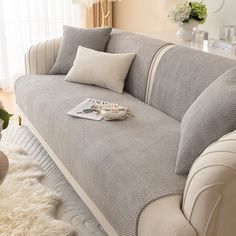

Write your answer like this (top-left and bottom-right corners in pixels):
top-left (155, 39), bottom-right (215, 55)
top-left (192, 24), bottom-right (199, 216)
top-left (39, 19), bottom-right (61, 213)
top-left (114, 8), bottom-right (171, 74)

top-left (0, 0), bottom-right (86, 91)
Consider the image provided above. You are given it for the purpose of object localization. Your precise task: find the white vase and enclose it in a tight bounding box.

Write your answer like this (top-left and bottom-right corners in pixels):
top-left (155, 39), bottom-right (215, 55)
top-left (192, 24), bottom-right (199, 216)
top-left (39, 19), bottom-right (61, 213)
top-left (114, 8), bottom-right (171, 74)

top-left (176, 19), bottom-right (199, 41)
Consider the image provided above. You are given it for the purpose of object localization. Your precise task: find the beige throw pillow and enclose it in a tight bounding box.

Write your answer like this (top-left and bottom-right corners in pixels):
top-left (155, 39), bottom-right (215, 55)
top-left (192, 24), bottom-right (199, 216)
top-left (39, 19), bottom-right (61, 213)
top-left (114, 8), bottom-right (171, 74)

top-left (65, 46), bottom-right (135, 93)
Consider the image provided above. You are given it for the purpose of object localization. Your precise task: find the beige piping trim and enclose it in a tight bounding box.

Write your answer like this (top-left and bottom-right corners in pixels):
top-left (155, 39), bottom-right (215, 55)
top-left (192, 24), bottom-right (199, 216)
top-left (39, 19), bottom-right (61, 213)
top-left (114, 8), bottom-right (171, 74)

top-left (188, 151), bottom-right (236, 178)
top-left (53, 39), bottom-right (56, 61)
top-left (44, 40), bottom-right (48, 74)
top-left (35, 43), bottom-right (40, 75)
top-left (24, 53), bottom-right (28, 74)
top-left (28, 45), bottom-right (34, 75)
top-left (188, 184), bottom-right (223, 221)
top-left (204, 138), bottom-right (236, 152)
top-left (187, 146), bottom-right (236, 178)
top-left (183, 164), bottom-right (236, 208)
top-left (145, 44), bottom-right (175, 104)
top-left (204, 195), bottom-right (221, 236)
top-left (198, 150), bottom-right (236, 161)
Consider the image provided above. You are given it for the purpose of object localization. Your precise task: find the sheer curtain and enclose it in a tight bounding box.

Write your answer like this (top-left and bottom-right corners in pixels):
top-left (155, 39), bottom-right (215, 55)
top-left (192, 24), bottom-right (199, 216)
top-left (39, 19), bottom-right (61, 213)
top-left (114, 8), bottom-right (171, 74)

top-left (0, 0), bottom-right (86, 91)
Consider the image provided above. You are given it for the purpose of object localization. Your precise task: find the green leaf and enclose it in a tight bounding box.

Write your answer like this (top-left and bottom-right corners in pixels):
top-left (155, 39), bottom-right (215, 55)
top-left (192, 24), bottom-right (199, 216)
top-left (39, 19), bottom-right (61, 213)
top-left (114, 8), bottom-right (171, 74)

top-left (0, 108), bottom-right (13, 129)
top-left (189, 1), bottom-right (208, 24)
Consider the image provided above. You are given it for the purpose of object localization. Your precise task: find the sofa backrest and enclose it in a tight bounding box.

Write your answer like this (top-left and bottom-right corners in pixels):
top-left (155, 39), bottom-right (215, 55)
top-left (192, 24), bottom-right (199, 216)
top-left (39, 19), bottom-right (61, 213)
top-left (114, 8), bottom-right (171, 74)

top-left (106, 29), bottom-right (170, 102)
top-left (149, 46), bottom-right (236, 121)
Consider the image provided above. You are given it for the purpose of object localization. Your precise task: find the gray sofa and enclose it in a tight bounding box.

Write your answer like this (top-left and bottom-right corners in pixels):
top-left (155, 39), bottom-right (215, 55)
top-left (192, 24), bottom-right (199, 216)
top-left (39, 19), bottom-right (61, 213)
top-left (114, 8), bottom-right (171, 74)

top-left (15, 30), bottom-right (236, 236)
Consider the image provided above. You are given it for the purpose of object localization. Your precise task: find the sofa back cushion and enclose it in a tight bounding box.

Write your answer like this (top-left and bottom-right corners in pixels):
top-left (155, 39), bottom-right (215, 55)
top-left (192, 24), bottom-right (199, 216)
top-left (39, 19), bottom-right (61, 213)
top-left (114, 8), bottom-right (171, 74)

top-left (106, 29), bottom-right (170, 101)
top-left (50, 25), bottom-right (112, 75)
top-left (149, 46), bottom-right (236, 121)
top-left (176, 66), bottom-right (236, 174)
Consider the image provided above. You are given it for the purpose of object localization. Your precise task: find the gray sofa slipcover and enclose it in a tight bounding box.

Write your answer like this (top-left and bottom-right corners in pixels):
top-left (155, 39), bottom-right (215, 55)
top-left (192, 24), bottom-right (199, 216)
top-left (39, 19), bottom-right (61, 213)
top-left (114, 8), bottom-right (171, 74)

top-left (15, 29), bottom-right (236, 236)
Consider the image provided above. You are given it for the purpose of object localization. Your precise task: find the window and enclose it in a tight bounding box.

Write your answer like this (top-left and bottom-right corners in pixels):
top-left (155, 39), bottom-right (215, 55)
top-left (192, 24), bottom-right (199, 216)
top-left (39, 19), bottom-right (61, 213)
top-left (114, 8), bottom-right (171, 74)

top-left (0, 0), bottom-right (85, 90)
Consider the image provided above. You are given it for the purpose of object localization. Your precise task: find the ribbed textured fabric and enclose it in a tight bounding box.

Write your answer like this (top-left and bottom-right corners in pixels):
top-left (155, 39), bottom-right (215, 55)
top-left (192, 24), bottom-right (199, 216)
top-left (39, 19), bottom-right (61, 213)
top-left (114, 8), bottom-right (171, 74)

top-left (2, 124), bottom-right (107, 236)
top-left (50, 26), bottom-right (112, 75)
top-left (15, 75), bottom-right (187, 236)
top-left (25, 38), bottom-right (61, 75)
top-left (150, 46), bottom-right (236, 121)
top-left (106, 30), bottom-right (170, 102)
top-left (176, 66), bottom-right (236, 174)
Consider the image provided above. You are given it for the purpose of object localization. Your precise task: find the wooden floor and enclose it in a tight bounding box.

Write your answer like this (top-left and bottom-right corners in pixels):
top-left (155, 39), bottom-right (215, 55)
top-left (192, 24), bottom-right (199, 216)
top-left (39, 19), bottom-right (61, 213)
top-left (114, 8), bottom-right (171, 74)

top-left (0, 90), bottom-right (15, 117)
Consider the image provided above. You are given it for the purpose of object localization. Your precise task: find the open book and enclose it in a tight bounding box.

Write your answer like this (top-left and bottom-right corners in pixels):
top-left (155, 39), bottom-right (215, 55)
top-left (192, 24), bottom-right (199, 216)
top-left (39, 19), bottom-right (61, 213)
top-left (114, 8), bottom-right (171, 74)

top-left (67, 98), bottom-right (120, 121)
top-left (67, 98), bottom-right (103, 121)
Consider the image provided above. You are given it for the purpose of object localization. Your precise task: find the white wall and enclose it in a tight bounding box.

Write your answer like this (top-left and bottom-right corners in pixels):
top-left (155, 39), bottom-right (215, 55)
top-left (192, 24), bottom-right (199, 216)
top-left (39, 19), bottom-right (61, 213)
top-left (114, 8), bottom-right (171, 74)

top-left (113, 0), bottom-right (236, 39)
top-left (113, 0), bottom-right (182, 32)
top-left (203, 0), bottom-right (236, 39)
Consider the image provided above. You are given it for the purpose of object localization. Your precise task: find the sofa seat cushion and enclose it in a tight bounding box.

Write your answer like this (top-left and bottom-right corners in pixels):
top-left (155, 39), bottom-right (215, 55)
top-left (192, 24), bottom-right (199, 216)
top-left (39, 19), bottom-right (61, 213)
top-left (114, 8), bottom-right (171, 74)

top-left (15, 75), bottom-right (186, 236)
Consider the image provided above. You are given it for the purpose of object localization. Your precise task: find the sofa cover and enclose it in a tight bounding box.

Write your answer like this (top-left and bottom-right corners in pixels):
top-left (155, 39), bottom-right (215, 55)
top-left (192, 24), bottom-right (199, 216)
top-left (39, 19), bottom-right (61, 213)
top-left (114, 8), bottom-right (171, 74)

top-left (15, 75), bottom-right (186, 236)
top-left (16, 29), bottom-right (236, 236)
top-left (150, 46), bottom-right (236, 121)
top-left (106, 30), bottom-right (172, 101)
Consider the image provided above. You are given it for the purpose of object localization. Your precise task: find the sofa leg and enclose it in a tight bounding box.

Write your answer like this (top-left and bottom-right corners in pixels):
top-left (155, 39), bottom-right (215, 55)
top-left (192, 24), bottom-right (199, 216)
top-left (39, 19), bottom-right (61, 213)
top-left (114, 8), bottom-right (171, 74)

top-left (18, 116), bottom-right (22, 126)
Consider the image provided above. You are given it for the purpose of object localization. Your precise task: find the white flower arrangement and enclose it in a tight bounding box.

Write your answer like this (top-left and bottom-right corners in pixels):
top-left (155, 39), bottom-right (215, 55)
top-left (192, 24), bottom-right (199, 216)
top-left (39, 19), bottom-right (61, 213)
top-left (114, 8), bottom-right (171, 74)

top-left (169, 1), bottom-right (207, 25)
top-left (169, 1), bottom-right (191, 25)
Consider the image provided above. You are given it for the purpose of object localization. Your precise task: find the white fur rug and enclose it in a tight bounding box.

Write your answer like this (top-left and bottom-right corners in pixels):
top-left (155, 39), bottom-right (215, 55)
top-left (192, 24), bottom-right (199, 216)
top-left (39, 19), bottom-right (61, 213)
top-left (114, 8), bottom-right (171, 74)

top-left (0, 144), bottom-right (76, 236)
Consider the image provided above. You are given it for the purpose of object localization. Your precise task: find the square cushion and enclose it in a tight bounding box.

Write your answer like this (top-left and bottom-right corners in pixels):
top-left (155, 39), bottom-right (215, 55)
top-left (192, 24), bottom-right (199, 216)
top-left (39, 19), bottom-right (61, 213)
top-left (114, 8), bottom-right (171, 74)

top-left (50, 25), bottom-right (112, 75)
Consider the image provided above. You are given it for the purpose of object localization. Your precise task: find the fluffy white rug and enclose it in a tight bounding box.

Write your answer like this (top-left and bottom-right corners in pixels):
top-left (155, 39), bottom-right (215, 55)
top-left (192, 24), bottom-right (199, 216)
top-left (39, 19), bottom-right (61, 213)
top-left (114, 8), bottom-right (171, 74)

top-left (0, 144), bottom-right (76, 236)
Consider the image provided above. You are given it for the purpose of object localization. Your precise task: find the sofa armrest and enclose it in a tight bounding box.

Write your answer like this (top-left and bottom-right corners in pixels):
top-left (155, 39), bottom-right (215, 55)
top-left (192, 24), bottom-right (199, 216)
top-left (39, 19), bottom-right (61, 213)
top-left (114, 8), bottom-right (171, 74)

top-left (25, 38), bottom-right (61, 75)
top-left (182, 131), bottom-right (236, 236)
top-left (138, 195), bottom-right (197, 236)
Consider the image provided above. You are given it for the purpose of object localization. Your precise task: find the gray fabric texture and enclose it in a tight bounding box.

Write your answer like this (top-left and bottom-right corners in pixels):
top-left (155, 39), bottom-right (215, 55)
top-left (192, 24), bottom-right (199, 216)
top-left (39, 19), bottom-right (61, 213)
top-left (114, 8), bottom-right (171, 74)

top-left (150, 46), bottom-right (236, 121)
top-left (50, 26), bottom-right (112, 75)
top-left (106, 29), bottom-right (170, 101)
top-left (65, 46), bottom-right (136, 93)
top-left (15, 75), bottom-right (186, 236)
top-left (2, 124), bottom-right (107, 236)
top-left (176, 67), bottom-right (236, 174)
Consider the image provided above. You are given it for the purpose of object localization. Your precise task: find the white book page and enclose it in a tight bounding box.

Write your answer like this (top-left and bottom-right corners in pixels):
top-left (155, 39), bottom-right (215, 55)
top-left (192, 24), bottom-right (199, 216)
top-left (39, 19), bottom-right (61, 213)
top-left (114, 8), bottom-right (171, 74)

top-left (67, 98), bottom-right (103, 121)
